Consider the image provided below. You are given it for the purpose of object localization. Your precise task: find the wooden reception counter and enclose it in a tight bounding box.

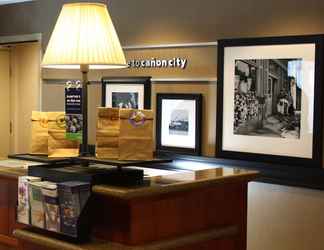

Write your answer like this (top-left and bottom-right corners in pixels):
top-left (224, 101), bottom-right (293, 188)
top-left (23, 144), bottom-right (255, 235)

top-left (0, 161), bottom-right (258, 250)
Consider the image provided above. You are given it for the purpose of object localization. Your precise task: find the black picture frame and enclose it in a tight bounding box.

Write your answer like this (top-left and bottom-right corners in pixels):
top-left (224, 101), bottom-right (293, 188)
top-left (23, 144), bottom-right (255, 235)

top-left (156, 93), bottom-right (202, 156)
top-left (101, 76), bottom-right (152, 109)
top-left (216, 34), bottom-right (324, 168)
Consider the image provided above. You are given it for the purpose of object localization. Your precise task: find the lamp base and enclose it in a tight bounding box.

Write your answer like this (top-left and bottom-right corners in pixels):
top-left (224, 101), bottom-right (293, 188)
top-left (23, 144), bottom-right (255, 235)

top-left (79, 142), bottom-right (93, 155)
top-left (80, 149), bottom-right (92, 157)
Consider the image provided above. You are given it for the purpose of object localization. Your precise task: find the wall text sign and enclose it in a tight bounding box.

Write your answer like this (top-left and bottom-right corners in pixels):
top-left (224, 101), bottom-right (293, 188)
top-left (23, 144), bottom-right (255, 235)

top-left (128, 57), bottom-right (188, 69)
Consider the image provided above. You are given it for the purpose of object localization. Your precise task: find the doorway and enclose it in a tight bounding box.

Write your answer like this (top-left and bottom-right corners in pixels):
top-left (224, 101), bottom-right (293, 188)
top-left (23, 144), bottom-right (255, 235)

top-left (0, 48), bottom-right (10, 157)
top-left (0, 39), bottom-right (42, 156)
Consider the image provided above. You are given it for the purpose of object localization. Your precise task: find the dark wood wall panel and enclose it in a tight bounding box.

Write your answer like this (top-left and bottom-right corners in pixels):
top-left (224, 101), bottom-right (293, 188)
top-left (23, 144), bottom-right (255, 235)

top-left (92, 182), bottom-right (246, 245)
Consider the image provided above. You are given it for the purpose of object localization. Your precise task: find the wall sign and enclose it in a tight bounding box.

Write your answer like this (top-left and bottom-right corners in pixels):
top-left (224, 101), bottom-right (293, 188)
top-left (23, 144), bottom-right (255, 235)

top-left (128, 57), bottom-right (188, 69)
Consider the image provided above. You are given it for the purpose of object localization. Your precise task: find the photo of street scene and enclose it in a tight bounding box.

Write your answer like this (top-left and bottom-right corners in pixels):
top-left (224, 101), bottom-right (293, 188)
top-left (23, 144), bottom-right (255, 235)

top-left (169, 109), bottom-right (189, 135)
top-left (234, 59), bottom-right (302, 139)
top-left (112, 92), bottom-right (139, 109)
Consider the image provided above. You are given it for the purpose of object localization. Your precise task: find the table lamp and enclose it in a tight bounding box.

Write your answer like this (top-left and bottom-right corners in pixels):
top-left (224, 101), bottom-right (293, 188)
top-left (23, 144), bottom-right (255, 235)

top-left (42, 2), bottom-right (127, 156)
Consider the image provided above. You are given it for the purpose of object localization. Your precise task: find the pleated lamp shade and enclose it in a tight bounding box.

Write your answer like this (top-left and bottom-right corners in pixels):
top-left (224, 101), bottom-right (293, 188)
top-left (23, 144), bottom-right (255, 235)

top-left (42, 2), bottom-right (127, 69)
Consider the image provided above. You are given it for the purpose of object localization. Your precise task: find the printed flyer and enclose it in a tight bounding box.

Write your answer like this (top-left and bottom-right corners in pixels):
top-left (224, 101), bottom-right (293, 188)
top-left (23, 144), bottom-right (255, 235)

top-left (65, 81), bottom-right (83, 142)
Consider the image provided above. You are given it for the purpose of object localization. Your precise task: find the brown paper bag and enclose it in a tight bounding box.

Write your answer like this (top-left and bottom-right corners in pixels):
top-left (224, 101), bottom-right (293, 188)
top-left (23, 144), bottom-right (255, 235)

top-left (119, 109), bottom-right (153, 160)
top-left (96, 108), bottom-right (120, 159)
top-left (31, 111), bottom-right (48, 155)
top-left (48, 112), bottom-right (80, 158)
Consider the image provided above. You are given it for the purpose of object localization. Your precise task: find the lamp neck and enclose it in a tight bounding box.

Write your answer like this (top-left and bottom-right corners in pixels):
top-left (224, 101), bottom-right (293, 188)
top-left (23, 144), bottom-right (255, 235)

top-left (80, 64), bottom-right (90, 156)
top-left (80, 64), bottom-right (89, 74)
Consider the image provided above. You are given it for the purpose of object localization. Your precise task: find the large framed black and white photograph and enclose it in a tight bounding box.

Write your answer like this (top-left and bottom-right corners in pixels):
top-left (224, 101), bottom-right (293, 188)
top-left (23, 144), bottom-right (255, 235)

top-left (156, 93), bottom-right (202, 155)
top-left (101, 76), bottom-right (151, 109)
top-left (216, 35), bottom-right (324, 167)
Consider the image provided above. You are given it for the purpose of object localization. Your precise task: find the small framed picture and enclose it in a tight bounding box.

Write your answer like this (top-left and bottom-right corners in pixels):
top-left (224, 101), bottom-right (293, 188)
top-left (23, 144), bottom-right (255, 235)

top-left (101, 77), bottom-right (151, 109)
top-left (156, 93), bottom-right (202, 155)
top-left (216, 35), bottom-right (324, 167)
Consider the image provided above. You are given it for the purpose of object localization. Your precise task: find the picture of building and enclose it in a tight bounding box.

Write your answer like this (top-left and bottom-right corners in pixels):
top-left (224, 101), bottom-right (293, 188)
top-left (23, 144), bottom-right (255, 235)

top-left (234, 59), bottom-right (302, 139)
top-left (111, 92), bottom-right (139, 109)
top-left (169, 109), bottom-right (189, 135)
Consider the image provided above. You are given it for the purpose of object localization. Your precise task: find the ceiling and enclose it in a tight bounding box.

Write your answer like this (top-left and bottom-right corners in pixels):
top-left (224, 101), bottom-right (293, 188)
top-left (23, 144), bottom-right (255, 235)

top-left (0, 0), bottom-right (32, 5)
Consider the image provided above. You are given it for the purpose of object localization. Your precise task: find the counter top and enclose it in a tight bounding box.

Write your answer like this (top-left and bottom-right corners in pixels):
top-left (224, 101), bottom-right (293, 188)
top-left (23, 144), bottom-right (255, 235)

top-left (14, 225), bottom-right (237, 250)
top-left (0, 166), bottom-right (26, 179)
top-left (92, 167), bottom-right (258, 199)
top-left (0, 158), bottom-right (258, 199)
top-left (0, 158), bottom-right (29, 179)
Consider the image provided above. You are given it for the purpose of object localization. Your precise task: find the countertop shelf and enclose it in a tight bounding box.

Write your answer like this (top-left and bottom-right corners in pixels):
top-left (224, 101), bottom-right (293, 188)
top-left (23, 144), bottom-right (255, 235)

top-left (0, 159), bottom-right (258, 198)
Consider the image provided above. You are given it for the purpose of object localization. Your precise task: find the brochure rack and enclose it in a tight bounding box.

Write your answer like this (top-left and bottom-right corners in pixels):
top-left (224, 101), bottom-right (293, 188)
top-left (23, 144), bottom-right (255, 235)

top-left (18, 189), bottom-right (93, 243)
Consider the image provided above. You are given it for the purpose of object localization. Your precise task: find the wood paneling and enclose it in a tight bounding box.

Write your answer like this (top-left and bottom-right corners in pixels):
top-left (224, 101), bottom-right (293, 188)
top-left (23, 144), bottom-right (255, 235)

top-left (92, 182), bottom-right (245, 245)
top-left (17, 237), bottom-right (238, 250)
top-left (174, 237), bottom-right (237, 250)
top-left (0, 179), bottom-right (9, 235)
top-left (14, 179), bottom-right (250, 250)
top-left (0, 177), bottom-right (21, 249)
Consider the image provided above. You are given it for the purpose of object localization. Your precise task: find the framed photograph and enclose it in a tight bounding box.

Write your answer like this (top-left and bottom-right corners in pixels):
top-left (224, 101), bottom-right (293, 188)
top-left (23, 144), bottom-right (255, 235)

top-left (156, 93), bottom-right (202, 155)
top-left (216, 35), bottom-right (324, 167)
top-left (101, 76), bottom-right (151, 109)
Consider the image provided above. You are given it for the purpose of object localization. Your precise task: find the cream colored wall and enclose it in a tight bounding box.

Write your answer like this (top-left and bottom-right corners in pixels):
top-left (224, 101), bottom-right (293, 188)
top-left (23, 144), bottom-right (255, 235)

top-left (248, 182), bottom-right (324, 250)
top-left (42, 46), bottom-right (217, 156)
top-left (42, 46), bottom-right (217, 80)
top-left (10, 42), bottom-right (41, 154)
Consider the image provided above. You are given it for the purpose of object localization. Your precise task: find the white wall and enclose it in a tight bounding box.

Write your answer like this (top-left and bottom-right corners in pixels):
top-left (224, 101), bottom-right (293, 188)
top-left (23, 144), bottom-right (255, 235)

top-left (248, 182), bottom-right (324, 250)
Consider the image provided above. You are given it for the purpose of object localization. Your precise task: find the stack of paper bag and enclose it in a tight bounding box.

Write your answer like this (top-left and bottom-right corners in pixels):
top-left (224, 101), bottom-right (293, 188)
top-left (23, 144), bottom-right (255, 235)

top-left (31, 111), bottom-right (48, 155)
top-left (96, 108), bottom-right (120, 159)
top-left (47, 112), bottom-right (80, 157)
top-left (96, 108), bottom-right (153, 161)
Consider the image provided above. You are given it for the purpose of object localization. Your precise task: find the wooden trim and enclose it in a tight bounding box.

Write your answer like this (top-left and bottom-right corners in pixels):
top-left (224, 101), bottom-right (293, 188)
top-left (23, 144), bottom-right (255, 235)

top-left (43, 78), bottom-right (217, 85)
top-left (0, 33), bottom-right (42, 45)
top-left (14, 226), bottom-right (237, 250)
top-left (0, 233), bottom-right (18, 247)
top-left (123, 41), bottom-right (218, 50)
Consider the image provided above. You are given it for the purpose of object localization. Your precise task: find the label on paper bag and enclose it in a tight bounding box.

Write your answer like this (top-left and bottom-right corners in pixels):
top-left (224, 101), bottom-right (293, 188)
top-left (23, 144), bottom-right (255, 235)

top-left (129, 111), bottom-right (146, 127)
